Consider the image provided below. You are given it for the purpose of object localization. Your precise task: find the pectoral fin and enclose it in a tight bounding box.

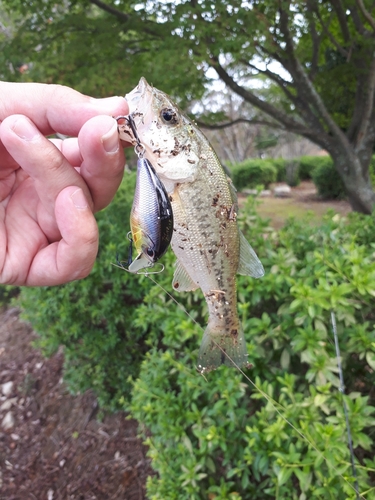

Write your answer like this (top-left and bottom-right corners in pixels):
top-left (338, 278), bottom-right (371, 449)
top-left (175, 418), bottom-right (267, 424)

top-left (172, 261), bottom-right (199, 292)
top-left (237, 231), bottom-right (265, 278)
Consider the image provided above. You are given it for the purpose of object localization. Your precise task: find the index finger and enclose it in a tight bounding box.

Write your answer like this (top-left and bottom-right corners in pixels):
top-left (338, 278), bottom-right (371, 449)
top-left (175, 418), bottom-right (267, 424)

top-left (0, 82), bottom-right (129, 137)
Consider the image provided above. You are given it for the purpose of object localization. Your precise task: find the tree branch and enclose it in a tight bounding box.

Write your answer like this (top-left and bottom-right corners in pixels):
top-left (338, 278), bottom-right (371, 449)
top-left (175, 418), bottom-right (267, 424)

top-left (314, 9), bottom-right (349, 58)
top-left (209, 56), bottom-right (331, 148)
top-left (88, 0), bottom-right (130, 22)
top-left (195, 117), bottom-right (282, 130)
top-left (354, 54), bottom-right (375, 149)
top-left (239, 59), bottom-right (296, 101)
top-left (305, 1), bottom-right (322, 79)
top-left (331, 0), bottom-right (351, 41)
top-left (349, 2), bottom-right (369, 35)
top-left (277, 3), bottom-right (350, 144)
top-left (88, 0), bottom-right (161, 37)
top-left (356, 0), bottom-right (375, 33)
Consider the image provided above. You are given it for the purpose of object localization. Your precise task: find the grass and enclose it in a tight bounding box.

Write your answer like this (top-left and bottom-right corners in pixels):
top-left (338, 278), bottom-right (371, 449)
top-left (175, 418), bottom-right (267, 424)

top-left (238, 185), bottom-right (351, 230)
top-left (256, 197), bottom-right (340, 229)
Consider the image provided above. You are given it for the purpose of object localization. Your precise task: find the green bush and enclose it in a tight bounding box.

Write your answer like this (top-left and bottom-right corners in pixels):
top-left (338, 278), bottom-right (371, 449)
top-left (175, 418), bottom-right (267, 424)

top-left (298, 155), bottom-right (319, 180)
top-left (230, 159), bottom-right (277, 190)
top-left (270, 158), bottom-right (300, 186)
top-left (298, 155), bottom-right (338, 181)
top-left (129, 203), bottom-right (375, 499)
top-left (18, 174), bottom-right (375, 498)
top-left (230, 157), bottom-right (300, 189)
top-left (311, 157), bottom-right (346, 199)
top-left (19, 172), bottom-right (159, 410)
top-left (270, 158), bottom-right (287, 183)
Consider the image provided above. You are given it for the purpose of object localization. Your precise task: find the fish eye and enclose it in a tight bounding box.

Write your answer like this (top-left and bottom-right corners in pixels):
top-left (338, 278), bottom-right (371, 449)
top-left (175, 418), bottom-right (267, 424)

top-left (161, 108), bottom-right (178, 125)
top-left (146, 248), bottom-right (155, 258)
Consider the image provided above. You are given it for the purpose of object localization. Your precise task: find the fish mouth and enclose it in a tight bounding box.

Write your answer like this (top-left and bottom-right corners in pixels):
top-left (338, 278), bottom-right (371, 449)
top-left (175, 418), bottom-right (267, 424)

top-left (118, 78), bottom-right (153, 144)
top-left (125, 77), bottom-right (153, 116)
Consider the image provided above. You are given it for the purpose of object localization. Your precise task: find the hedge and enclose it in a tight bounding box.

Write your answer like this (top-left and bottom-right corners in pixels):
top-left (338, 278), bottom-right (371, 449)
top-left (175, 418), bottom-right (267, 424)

top-left (230, 159), bottom-right (277, 189)
top-left (129, 204), bottom-right (375, 499)
top-left (17, 183), bottom-right (375, 499)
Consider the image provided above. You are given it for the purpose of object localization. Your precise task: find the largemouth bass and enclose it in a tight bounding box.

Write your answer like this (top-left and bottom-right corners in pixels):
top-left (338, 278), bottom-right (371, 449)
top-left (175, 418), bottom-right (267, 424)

top-left (119, 77), bottom-right (264, 373)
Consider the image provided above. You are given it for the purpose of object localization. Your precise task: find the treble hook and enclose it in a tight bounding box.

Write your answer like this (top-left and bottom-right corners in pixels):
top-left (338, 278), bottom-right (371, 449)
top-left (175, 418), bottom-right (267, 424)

top-left (116, 114), bottom-right (145, 158)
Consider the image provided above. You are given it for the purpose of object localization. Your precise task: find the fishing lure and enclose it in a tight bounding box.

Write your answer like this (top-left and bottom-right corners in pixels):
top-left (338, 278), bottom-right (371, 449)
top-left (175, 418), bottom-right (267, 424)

top-left (117, 115), bottom-right (174, 274)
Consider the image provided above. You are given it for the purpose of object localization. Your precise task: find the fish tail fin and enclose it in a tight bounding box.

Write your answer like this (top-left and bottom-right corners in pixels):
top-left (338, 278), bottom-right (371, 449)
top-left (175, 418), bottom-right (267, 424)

top-left (197, 323), bottom-right (250, 373)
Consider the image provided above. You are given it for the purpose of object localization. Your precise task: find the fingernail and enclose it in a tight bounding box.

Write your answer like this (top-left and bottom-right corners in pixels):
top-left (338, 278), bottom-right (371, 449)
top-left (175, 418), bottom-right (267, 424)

top-left (11, 117), bottom-right (39, 141)
top-left (102, 121), bottom-right (119, 153)
top-left (71, 188), bottom-right (88, 209)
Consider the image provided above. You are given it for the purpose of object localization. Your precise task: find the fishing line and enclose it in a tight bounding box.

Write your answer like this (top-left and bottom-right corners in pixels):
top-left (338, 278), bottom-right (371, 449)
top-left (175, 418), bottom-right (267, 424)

top-left (144, 273), bottom-right (366, 499)
top-left (330, 309), bottom-right (360, 498)
top-left (115, 221), bottom-right (363, 496)
top-left (213, 340), bottom-right (365, 500)
top-left (321, 229), bottom-right (360, 499)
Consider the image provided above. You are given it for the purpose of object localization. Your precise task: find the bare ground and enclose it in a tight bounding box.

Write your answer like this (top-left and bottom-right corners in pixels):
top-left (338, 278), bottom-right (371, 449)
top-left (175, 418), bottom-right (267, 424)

top-left (248, 181), bottom-right (351, 229)
top-left (0, 307), bottom-right (154, 500)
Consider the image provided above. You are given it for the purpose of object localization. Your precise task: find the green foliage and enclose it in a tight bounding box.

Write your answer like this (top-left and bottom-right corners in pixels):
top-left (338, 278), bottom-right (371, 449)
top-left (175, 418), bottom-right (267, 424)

top-left (19, 173), bottom-right (159, 410)
top-left (230, 157), bottom-right (301, 189)
top-left (298, 156), bottom-right (323, 180)
top-left (0, 0), bottom-right (207, 104)
top-left (230, 159), bottom-right (277, 190)
top-left (18, 173), bottom-right (375, 497)
top-left (313, 48), bottom-right (357, 131)
top-left (270, 158), bottom-right (287, 183)
top-left (255, 131), bottom-right (278, 152)
top-left (311, 158), bottom-right (346, 199)
top-left (0, 285), bottom-right (19, 306)
top-left (1, 0), bottom-right (375, 211)
top-left (129, 202), bottom-right (375, 499)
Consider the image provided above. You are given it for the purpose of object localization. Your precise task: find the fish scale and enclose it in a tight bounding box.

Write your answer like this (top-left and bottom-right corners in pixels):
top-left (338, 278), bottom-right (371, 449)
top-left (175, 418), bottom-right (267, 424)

top-left (120, 77), bottom-right (264, 373)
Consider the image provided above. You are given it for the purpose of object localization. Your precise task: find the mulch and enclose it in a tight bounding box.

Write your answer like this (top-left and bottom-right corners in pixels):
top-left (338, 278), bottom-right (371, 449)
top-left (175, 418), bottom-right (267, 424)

top-left (0, 307), bottom-right (154, 500)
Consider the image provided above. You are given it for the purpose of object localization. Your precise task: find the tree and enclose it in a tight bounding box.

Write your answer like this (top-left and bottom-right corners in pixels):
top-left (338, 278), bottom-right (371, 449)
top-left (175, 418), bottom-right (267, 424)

top-left (2, 0), bottom-right (375, 212)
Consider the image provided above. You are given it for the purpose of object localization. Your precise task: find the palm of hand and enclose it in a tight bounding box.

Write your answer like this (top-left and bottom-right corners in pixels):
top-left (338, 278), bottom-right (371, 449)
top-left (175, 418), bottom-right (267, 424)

top-left (0, 83), bottom-right (128, 286)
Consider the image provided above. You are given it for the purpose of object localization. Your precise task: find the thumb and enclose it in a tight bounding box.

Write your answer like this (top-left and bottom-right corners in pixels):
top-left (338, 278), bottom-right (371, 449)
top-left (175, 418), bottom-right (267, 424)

top-left (26, 186), bottom-right (99, 286)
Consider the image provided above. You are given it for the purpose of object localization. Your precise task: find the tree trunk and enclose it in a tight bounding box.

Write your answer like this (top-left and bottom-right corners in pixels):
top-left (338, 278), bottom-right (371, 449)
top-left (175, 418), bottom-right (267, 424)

top-left (330, 149), bottom-right (375, 214)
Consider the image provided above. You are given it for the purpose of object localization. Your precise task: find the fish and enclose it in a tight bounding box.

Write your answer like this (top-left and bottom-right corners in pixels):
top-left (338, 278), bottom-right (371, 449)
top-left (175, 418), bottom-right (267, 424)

top-left (127, 154), bottom-right (174, 273)
top-left (119, 77), bottom-right (264, 373)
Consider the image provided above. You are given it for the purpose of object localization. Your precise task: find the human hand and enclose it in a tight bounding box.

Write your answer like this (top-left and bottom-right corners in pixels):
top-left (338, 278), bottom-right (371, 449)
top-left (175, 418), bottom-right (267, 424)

top-left (0, 82), bottom-right (129, 286)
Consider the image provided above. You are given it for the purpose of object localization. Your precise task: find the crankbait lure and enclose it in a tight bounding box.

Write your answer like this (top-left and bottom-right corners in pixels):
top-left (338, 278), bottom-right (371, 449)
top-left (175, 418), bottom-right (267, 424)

top-left (117, 115), bottom-right (174, 274)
